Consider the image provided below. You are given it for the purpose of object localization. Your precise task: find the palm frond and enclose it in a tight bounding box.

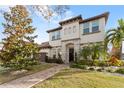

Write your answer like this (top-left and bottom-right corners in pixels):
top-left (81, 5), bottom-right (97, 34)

top-left (106, 29), bottom-right (117, 34)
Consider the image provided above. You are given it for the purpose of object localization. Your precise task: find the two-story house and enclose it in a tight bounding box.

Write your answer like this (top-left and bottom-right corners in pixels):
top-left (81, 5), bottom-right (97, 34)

top-left (40, 12), bottom-right (109, 63)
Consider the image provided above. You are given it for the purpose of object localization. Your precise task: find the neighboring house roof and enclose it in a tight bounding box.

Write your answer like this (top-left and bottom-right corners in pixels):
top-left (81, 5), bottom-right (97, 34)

top-left (40, 42), bottom-right (52, 49)
top-left (46, 12), bottom-right (109, 33)
top-left (79, 12), bottom-right (109, 24)
top-left (59, 15), bottom-right (83, 25)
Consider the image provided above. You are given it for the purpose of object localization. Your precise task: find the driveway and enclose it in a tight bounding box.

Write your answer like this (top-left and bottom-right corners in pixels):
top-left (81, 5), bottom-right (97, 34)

top-left (0, 64), bottom-right (68, 88)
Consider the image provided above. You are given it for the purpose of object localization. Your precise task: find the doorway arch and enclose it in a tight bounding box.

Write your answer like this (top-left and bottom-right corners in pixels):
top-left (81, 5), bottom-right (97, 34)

top-left (66, 43), bottom-right (74, 63)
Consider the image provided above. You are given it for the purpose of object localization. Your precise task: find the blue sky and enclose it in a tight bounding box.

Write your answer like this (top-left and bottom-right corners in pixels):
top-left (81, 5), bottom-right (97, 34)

top-left (0, 5), bottom-right (124, 44)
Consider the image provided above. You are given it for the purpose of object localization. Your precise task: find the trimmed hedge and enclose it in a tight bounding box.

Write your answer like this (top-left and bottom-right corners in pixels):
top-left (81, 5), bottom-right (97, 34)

top-left (75, 60), bottom-right (108, 67)
top-left (88, 67), bottom-right (95, 71)
top-left (97, 68), bottom-right (103, 72)
top-left (46, 58), bottom-right (64, 64)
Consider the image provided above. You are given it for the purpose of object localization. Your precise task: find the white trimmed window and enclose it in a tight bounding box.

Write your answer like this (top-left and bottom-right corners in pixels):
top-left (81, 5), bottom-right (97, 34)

top-left (92, 20), bottom-right (99, 32)
top-left (52, 32), bottom-right (55, 40)
top-left (51, 31), bottom-right (60, 41)
top-left (83, 22), bottom-right (89, 34)
top-left (56, 31), bottom-right (60, 39)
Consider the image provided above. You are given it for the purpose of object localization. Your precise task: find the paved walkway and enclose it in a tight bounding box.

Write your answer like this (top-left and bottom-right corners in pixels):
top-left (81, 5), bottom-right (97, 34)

top-left (0, 64), bottom-right (68, 88)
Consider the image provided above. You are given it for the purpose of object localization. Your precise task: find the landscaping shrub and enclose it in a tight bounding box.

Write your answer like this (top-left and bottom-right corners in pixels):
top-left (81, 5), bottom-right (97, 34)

top-left (97, 68), bottom-right (102, 72)
top-left (106, 69), bottom-right (113, 73)
top-left (108, 56), bottom-right (123, 66)
top-left (96, 67), bottom-right (105, 72)
top-left (115, 68), bottom-right (124, 74)
top-left (78, 65), bottom-right (87, 69)
top-left (101, 67), bottom-right (105, 70)
top-left (55, 58), bottom-right (64, 64)
top-left (88, 67), bottom-right (95, 71)
top-left (76, 60), bottom-right (108, 67)
top-left (46, 58), bottom-right (63, 64)
top-left (76, 60), bottom-right (92, 66)
top-left (98, 61), bottom-right (108, 67)
top-left (121, 62), bottom-right (124, 66)
top-left (92, 60), bottom-right (99, 66)
top-left (70, 63), bottom-right (87, 69)
top-left (70, 63), bottom-right (77, 68)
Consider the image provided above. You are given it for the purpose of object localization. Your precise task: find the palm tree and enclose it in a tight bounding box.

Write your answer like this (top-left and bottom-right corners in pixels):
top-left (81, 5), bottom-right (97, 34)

top-left (91, 44), bottom-right (101, 61)
top-left (80, 45), bottom-right (91, 61)
top-left (80, 43), bottom-right (105, 62)
top-left (105, 19), bottom-right (124, 59)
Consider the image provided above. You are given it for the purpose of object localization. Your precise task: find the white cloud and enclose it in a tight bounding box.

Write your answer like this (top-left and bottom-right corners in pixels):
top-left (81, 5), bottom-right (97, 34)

top-left (64, 10), bottom-right (74, 19)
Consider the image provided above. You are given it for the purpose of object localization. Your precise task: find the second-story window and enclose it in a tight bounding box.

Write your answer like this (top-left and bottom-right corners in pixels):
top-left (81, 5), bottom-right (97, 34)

top-left (52, 31), bottom-right (60, 41)
top-left (56, 31), bottom-right (60, 39)
top-left (52, 32), bottom-right (55, 40)
top-left (92, 20), bottom-right (99, 32)
top-left (83, 22), bottom-right (89, 34)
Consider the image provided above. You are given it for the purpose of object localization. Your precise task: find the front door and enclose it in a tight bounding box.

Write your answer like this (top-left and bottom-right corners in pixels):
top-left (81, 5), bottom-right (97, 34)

top-left (40, 53), bottom-right (47, 62)
top-left (69, 48), bottom-right (74, 62)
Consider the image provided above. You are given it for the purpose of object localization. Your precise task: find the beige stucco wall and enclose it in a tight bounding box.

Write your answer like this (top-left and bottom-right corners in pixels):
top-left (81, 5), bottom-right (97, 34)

top-left (40, 49), bottom-right (49, 53)
top-left (47, 17), bottom-right (106, 63)
top-left (50, 47), bottom-right (61, 58)
top-left (40, 49), bottom-right (50, 56)
top-left (61, 39), bottom-right (80, 63)
top-left (61, 21), bottom-right (80, 41)
top-left (49, 39), bottom-right (61, 47)
top-left (80, 18), bottom-right (105, 44)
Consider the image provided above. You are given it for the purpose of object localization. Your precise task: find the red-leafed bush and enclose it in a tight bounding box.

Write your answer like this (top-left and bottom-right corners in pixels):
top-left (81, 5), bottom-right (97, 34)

top-left (108, 55), bottom-right (123, 66)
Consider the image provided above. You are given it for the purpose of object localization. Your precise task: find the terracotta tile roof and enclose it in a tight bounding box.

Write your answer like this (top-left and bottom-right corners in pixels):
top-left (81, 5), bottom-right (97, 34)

top-left (40, 42), bottom-right (52, 49)
top-left (79, 12), bottom-right (109, 24)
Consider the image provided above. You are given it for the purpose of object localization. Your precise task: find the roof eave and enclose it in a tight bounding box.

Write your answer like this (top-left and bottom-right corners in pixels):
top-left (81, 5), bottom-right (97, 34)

top-left (47, 26), bottom-right (62, 33)
top-left (59, 15), bottom-right (82, 25)
top-left (79, 12), bottom-right (109, 24)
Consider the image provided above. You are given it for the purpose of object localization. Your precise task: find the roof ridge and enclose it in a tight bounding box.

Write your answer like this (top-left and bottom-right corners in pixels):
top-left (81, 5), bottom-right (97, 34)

top-left (80, 12), bottom-right (109, 23)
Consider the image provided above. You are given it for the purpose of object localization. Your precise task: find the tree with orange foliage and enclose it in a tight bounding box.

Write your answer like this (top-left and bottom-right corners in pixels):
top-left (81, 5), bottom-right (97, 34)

top-left (0, 5), bottom-right (39, 70)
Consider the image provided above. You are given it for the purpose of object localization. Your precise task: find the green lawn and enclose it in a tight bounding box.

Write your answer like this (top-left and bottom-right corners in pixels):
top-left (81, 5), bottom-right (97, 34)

top-left (0, 63), bottom-right (56, 84)
top-left (33, 68), bottom-right (124, 88)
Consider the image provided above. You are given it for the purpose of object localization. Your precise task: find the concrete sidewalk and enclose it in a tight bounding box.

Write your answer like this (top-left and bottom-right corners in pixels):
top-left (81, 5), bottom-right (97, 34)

top-left (0, 64), bottom-right (68, 88)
